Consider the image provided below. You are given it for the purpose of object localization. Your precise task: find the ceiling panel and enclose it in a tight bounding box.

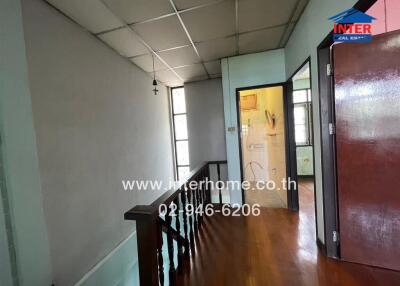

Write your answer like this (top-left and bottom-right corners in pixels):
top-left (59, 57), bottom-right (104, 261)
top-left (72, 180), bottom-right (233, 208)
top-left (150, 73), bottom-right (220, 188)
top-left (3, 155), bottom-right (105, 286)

top-left (103, 0), bottom-right (174, 24)
top-left (174, 0), bottom-right (221, 10)
top-left (133, 15), bottom-right (190, 51)
top-left (181, 0), bottom-right (235, 42)
top-left (158, 46), bottom-right (200, 68)
top-left (239, 25), bottom-right (285, 54)
top-left (47, 0), bottom-right (123, 33)
top-left (154, 69), bottom-right (183, 87)
top-left (204, 60), bottom-right (221, 75)
top-left (175, 64), bottom-right (207, 82)
top-left (130, 54), bottom-right (167, 72)
top-left (99, 27), bottom-right (148, 57)
top-left (196, 36), bottom-right (236, 61)
top-left (238, 0), bottom-right (298, 33)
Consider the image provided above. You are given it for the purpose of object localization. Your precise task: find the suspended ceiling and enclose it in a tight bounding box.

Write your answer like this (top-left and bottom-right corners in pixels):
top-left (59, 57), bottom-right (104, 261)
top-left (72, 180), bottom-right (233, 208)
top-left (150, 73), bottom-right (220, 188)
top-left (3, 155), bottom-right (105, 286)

top-left (45, 0), bottom-right (309, 87)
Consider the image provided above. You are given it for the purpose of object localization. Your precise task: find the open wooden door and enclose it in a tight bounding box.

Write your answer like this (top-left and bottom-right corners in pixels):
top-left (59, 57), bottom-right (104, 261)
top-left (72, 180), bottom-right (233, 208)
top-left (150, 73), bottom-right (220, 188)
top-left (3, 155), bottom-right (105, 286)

top-left (333, 30), bottom-right (400, 271)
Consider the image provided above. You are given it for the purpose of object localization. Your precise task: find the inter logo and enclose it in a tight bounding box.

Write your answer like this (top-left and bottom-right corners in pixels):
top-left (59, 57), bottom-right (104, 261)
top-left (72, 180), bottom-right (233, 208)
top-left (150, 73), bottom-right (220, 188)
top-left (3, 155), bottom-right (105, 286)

top-left (329, 8), bottom-right (376, 43)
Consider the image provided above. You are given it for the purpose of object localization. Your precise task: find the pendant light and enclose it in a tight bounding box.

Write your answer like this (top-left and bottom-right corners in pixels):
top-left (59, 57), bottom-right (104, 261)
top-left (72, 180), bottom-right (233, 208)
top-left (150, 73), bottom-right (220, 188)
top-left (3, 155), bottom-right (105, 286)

top-left (151, 54), bottom-right (159, 95)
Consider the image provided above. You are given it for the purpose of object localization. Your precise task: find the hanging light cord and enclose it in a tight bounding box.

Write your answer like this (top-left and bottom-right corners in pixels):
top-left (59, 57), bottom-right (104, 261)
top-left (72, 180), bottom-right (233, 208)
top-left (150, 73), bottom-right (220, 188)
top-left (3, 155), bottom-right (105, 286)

top-left (152, 53), bottom-right (156, 81)
top-left (151, 53), bottom-right (158, 95)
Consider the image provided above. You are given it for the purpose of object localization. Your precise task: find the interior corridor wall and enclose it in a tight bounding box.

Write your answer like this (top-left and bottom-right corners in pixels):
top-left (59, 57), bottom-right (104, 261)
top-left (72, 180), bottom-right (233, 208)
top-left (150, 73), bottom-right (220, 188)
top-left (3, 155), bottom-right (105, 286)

top-left (21, 0), bottom-right (174, 285)
top-left (284, 0), bottom-right (360, 244)
top-left (0, 187), bottom-right (13, 285)
top-left (0, 0), bottom-right (52, 285)
top-left (185, 78), bottom-right (227, 169)
top-left (221, 50), bottom-right (286, 204)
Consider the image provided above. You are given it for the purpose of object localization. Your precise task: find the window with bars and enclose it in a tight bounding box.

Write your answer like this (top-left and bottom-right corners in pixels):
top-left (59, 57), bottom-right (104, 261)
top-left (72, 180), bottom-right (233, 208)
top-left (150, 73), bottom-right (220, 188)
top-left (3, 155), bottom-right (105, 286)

top-left (293, 89), bottom-right (313, 146)
top-left (171, 87), bottom-right (190, 180)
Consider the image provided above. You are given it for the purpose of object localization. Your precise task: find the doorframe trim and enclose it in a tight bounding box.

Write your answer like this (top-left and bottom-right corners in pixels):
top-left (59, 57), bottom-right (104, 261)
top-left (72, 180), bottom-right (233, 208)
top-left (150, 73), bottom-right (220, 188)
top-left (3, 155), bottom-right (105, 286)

top-left (287, 57), bottom-right (319, 240)
top-left (235, 82), bottom-right (299, 210)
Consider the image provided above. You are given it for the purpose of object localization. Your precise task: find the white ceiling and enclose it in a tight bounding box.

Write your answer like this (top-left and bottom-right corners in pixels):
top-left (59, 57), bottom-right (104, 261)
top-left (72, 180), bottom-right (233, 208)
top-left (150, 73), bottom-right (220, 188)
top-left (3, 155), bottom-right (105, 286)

top-left (45, 0), bottom-right (309, 87)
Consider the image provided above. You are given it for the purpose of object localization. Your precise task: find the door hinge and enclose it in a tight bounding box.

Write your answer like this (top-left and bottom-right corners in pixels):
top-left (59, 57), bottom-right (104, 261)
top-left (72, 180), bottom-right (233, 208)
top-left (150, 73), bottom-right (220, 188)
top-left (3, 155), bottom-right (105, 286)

top-left (329, 123), bottom-right (336, 135)
top-left (326, 63), bottom-right (333, 76)
top-left (333, 231), bottom-right (340, 243)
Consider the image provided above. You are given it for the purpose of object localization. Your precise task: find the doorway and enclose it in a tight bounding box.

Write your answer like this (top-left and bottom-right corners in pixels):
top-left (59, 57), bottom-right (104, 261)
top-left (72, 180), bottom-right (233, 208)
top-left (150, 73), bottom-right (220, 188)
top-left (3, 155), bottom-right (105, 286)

top-left (290, 61), bottom-right (317, 213)
top-left (237, 84), bottom-right (289, 208)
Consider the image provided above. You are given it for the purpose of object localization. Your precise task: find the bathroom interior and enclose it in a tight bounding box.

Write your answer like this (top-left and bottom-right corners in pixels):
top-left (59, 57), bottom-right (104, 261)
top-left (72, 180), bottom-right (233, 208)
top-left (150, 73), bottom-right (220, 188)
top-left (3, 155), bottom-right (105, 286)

top-left (239, 86), bottom-right (287, 208)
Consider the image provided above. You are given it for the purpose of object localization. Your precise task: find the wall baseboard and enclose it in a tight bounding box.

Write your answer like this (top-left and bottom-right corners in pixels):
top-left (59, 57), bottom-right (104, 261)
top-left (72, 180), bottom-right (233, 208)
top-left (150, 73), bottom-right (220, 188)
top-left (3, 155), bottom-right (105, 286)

top-left (298, 175), bottom-right (314, 179)
top-left (74, 231), bottom-right (138, 286)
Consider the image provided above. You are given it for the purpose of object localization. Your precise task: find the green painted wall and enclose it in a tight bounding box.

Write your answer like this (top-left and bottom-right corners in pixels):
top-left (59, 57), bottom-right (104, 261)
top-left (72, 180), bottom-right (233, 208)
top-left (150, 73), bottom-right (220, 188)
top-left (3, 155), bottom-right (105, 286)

top-left (296, 146), bottom-right (314, 176)
top-left (0, 0), bottom-right (52, 285)
top-left (0, 179), bottom-right (14, 285)
top-left (285, 0), bottom-right (359, 243)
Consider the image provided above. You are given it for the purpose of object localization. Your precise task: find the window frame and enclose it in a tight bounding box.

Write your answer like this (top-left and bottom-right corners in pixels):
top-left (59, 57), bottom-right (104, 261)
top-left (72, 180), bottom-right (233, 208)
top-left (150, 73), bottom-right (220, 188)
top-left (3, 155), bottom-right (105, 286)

top-left (293, 88), bottom-right (313, 147)
top-left (170, 86), bottom-right (190, 180)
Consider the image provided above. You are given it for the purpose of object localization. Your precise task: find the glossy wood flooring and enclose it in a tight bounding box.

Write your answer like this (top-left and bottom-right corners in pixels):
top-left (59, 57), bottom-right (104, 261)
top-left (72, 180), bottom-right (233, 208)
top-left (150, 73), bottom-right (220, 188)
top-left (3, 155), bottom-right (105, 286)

top-left (177, 179), bottom-right (400, 286)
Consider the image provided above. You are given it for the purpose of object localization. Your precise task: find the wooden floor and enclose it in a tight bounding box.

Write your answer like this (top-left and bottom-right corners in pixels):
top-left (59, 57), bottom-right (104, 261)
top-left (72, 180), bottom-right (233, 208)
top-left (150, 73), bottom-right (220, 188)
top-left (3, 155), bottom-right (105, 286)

top-left (177, 179), bottom-right (400, 286)
top-left (245, 185), bottom-right (286, 208)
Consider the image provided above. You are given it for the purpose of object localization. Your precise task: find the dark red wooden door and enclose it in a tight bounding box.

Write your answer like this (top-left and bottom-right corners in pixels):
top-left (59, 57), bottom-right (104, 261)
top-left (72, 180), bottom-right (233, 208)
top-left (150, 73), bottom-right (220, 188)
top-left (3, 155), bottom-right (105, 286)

top-left (334, 30), bottom-right (400, 271)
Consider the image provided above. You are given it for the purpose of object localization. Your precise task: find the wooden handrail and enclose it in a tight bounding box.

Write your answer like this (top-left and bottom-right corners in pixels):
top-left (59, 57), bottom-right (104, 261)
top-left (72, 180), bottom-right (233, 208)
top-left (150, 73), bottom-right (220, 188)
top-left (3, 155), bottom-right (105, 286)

top-left (149, 162), bottom-right (209, 209)
top-left (124, 160), bottom-right (227, 286)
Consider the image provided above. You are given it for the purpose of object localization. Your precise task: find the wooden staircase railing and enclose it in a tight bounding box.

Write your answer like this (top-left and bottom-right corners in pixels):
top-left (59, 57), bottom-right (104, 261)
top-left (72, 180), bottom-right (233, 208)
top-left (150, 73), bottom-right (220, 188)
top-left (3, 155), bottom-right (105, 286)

top-left (124, 161), bottom-right (227, 286)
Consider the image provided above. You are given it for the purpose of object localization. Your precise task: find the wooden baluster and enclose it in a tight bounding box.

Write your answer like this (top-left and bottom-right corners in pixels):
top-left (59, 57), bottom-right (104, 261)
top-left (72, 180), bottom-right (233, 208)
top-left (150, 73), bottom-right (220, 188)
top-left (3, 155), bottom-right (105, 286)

top-left (198, 174), bottom-right (203, 226)
top-left (217, 163), bottom-right (222, 205)
top-left (174, 195), bottom-right (183, 273)
top-left (203, 168), bottom-right (207, 203)
top-left (157, 223), bottom-right (164, 286)
top-left (200, 170), bottom-right (205, 210)
top-left (203, 169), bottom-right (207, 213)
top-left (181, 189), bottom-right (190, 258)
top-left (197, 178), bottom-right (203, 227)
top-left (192, 179), bottom-right (198, 234)
top-left (166, 203), bottom-right (176, 285)
top-left (187, 186), bottom-right (195, 251)
top-left (207, 164), bottom-right (211, 204)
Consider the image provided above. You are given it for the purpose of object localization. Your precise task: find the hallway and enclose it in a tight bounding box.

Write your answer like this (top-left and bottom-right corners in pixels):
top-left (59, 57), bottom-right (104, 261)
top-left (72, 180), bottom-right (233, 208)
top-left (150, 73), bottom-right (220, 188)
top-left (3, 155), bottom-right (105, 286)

top-left (177, 181), bottom-right (400, 286)
top-left (3, 0), bottom-right (400, 285)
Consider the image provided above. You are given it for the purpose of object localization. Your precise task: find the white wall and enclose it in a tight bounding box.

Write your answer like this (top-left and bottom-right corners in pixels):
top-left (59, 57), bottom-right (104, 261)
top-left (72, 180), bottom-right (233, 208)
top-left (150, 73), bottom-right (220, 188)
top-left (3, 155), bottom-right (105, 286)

top-left (21, 0), bottom-right (174, 285)
top-left (221, 49), bottom-right (286, 204)
top-left (285, 0), bottom-right (358, 243)
top-left (185, 79), bottom-right (226, 169)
